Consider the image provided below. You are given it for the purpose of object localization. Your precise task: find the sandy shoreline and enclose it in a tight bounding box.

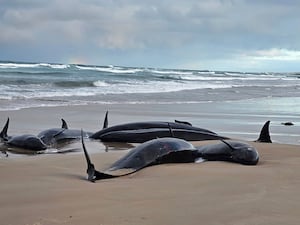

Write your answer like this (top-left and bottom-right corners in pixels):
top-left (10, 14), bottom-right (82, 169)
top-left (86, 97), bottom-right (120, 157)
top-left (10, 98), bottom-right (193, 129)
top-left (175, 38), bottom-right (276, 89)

top-left (1, 141), bottom-right (300, 225)
top-left (0, 104), bottom-right (300, 225)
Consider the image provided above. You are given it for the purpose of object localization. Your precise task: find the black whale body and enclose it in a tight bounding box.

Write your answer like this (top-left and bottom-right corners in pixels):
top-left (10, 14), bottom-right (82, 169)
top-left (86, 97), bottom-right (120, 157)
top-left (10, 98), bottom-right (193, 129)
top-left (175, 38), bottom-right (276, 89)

top-left (90, 121), bottom-right (227, 142)
top-left (197, 141), bottom-right (259, 165)
top-left (37, 119), bottom-right (92, 146)
top-left (0, 118), bottom-right (47, 151)
top-left (38, 128), bottom-right (92, 146)
top-left (6, 135), bottom-right (47, 151)
top-left (90, 121), bottom-right (217, 136)
top-left (90, 112), bottom-right (271, 143)
top-left (99, 128), bottom-right (228, 143)
top-left (82, 136), bottom-right (259, 182)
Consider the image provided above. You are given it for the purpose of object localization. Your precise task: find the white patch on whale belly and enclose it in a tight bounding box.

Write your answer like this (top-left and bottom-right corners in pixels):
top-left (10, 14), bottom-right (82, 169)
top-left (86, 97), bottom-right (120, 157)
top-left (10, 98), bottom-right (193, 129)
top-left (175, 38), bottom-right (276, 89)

top-left (195, 157), bottom-right (205, 163)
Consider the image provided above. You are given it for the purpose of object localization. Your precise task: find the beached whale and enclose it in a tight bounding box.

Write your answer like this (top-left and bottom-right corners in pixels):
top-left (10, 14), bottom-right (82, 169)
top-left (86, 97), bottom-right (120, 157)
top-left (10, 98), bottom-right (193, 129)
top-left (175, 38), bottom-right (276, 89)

top-left (90, 112), bottom-right (228, 142)
top-left (82, 134), bottom-right (259, 182)
top-left (37, 119), bottom-right (92, 146)
top-left (98, 127), bottom-right (227, 142)
top-left (0, 118), bottom-right (47, 151)
top-left (90, 112), bottom-right (272, 143)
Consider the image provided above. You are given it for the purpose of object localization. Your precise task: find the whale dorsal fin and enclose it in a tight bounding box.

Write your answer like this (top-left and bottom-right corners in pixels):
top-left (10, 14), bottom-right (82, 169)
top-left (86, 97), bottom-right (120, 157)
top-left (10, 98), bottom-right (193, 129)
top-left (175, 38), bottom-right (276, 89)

top-left (256, 121), bottom-right (272, 143)
top-left (175, 120), bottom-right (192, 126)
top-left (0, 118), bottom-right (9, 141)
top-left (61, 119), bottom-right (68, 129)
top-left (103, 111), bottom-right (108, 129)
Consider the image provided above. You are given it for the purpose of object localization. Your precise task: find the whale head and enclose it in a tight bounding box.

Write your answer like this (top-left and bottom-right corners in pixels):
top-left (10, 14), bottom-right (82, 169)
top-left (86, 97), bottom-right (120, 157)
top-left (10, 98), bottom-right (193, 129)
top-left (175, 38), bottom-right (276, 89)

top-left (229, 142), bottom-right (259, 165)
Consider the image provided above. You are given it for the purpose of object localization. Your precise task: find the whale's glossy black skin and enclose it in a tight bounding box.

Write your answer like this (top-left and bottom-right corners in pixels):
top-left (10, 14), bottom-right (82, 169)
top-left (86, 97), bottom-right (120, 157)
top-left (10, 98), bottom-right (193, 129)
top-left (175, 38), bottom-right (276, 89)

top-left (0, 118), bottom-right (47, 151)
top-left (90, 112), bottom-right (271, 143)
top-left (37, 119), bottom-right (92, 146)
top-left (38, 128), bottom-right (92, 146)
top-left (82, 136), bottom-right (259, 182)
top-left (91, 121), bottom-right (217, 138)
top-left (196, 141), bottom-right (259, 165)
top-left (90, 121), bottom-right (227, 142)
top-left (6, 134), bottom-right (47, 151)
top-left (99, 128), bottom-right (228, 143)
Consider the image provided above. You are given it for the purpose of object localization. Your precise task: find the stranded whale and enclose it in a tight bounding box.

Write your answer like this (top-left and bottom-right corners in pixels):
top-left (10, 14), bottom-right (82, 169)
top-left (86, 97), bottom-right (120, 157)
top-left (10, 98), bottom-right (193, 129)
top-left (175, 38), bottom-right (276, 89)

top-left (90, 112), bottom-right (272, 143)
top-left (37, 119), bottom-right (92, 146)
top-left (98, 127), bottom-right (228, 142)
top-left (90, 112), bottom-right (228, 142)
top-left (0, 118), bottom-right (47, 151)
top-left (82, 134), bottom-right (259, 182)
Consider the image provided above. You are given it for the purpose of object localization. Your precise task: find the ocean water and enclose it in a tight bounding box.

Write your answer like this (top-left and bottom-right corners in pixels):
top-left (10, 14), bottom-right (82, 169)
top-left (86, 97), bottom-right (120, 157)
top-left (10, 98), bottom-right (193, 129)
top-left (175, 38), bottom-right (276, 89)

top-left (1, 61), bottom-right (300, 111)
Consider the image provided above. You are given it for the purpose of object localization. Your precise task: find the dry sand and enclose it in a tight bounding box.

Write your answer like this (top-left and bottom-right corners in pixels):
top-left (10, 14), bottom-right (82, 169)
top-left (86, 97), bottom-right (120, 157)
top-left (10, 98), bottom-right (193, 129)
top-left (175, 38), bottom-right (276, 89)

top-left (1, 141), bottom-right (300, 225)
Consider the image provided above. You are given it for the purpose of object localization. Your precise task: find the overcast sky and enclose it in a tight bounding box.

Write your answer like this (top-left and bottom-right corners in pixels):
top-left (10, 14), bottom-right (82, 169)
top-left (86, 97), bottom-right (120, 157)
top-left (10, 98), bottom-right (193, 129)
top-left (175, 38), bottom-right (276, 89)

top-left (1, 0), bottom-right (300, 72)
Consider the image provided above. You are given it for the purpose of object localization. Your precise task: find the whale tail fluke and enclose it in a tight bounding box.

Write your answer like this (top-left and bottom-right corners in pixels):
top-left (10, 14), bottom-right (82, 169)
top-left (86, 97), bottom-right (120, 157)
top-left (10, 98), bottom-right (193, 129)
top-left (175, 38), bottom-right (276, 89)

top-left (61, 118), bottom-right (68, 129)
top-left (81, 129), bottom-right (97, 182)
top-left (256, 121), bottom-right (272, 143)
top-left (103, 111), bottom-right (108, 129)
top-left (81, 129), bottom-right (117, 182)
top-left (0, 118), bottom-right (9, 141)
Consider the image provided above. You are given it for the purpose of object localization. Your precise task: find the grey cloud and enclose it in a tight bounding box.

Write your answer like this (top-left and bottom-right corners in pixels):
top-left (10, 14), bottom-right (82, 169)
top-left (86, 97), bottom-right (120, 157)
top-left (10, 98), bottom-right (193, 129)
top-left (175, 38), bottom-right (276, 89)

top-left (0, 0), bottom-right (300, 71)
top-left (1, 0), bottom-right (298, 47)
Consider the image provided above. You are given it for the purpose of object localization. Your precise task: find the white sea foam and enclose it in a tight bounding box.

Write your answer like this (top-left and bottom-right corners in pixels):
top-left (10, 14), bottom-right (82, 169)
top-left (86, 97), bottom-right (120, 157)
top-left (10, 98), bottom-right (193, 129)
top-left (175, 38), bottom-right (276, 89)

top-left (93, 80), bottom-right (109, 87)
top-left (197, 71), bottom-right (216, 75)
top-left (0, 80), bottom-right (231, 101)
top-left (179, 75), bottom-right (283, 81)
top-left (0, 96), bottom-right (13, 100)
top-left (150, 69), bottom-right (193, 75)
top-left (0, 62), bottom-right (69, 69)
top-left (76, 65), bottom-right (142, 74)
top-left (39, 63), bottom-right (70, 69)
top-left (0, 63), bottom-right (40, 69)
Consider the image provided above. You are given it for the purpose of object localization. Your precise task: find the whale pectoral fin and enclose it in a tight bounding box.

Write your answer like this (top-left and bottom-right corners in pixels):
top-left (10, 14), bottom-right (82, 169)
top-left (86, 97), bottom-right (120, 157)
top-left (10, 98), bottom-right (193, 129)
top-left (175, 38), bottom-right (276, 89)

top-left (220, 139), bottom-right (235, 151)
top-left (256, 121), bottom-right (272, 143)
top-left (53, 129), bottom-right (66, 138)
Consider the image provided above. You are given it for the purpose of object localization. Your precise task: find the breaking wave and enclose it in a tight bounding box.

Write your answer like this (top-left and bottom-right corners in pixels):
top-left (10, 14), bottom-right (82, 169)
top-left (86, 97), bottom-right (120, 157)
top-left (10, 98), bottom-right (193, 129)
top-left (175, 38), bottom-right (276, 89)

top-left (1, 61), bottom-right (300, 110)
